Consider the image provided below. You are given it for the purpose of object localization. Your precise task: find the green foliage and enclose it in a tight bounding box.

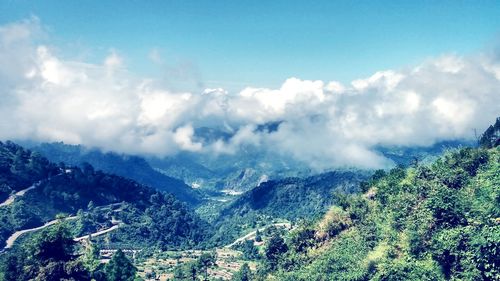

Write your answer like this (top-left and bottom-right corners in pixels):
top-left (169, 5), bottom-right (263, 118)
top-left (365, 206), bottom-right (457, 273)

top-left (255, 229), bottom-right (262, 242)
top-left (29, 223), bottom-right (76, 263)
top-left (32, 142), bottom-right (202, 204)
top-left (0, 141), bottom-right (58, 198)
top-left (0, 141), bottom-right (212, 250)
top-left (371, 257), bottom-right (444, 281)
top-left (81, 242), bottom-right (101, 274)
top-left (265, 233), bottom-right (288, 270)
top-left (172, 251), bottom-right (217, 281)
top-left (0, 223), bottom-right (93, 281)
top-left (266, 146), bottom-right (500, 280)
top-left (240, 239), bottom-right (261, 260)
top-left (288, 226), bottom-right (315, 253)
top-left (213, 171), bottom-right (366, 244)
top-left (103, 193), bottom-right (213, 250)
top-left (104, 249), bottom-right (137, 281)
top-left (471, 225), bottom-right (500, 280)
top-left (233, 263), bottom-right (252, 281)
top-left (196, 251), bottom-right (217, 280)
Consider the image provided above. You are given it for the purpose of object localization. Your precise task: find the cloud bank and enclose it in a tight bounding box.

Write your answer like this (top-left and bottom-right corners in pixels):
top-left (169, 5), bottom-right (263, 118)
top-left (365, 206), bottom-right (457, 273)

top-left (1, 19), bottom-right (499, 169)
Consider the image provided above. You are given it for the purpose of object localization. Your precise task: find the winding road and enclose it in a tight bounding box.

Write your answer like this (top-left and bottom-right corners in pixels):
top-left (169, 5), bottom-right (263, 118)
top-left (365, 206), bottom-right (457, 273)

top-left (3, 216), bottom-right (78, 249)
top-left (74, 223), bottom-right (122, 242)
top-left (225, 222), bottom-right (292, 248)
top-left (0, 184), bottom-right (38, 208)
top-left (0, 172), bottom-right (66, 208)
top-left (2, 204), bottom-right (125, 250)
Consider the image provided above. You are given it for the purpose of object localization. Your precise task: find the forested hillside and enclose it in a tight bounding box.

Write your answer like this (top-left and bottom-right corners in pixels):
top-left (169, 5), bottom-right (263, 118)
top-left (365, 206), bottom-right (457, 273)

top-left (0, 141), bottom-right (212, 251)
top-left (31, 142), bottom-right (202, 205)
top-left (246, 146), bottom-right (499, 280)
top-left (211, 171), bottom-right (366, 245)
top-left (0, 141), bottom-right (59, 202)
top-left (1, 128), bottom-right (498, 280)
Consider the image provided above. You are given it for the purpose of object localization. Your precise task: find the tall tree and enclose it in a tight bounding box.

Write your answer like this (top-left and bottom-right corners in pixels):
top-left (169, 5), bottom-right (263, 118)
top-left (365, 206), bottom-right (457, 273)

top-left (233, 263), bottom-right (251, 281)
top-left (265, 234), bottom-right (288, 270)
top-left (104, 250), bottom-right (137, 281)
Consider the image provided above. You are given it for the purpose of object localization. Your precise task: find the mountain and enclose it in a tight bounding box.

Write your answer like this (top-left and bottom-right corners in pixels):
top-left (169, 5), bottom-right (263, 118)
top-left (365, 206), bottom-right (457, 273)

top-left (211, 171), bottom-right (367, 244)
top-left (143, 124), bottom-right (312, 193)
top-left (377, 140), bottom-right (475, 166)
top-left (220, 171), bottom-right (367, 220)
top-left (29, 142), bottom-right (202, 205)
top-left (0, 141), bottom-right (212, 250)
top-left (149, 148), bottom-right (312, 194)
top-left (149, 124), bottom-right (470, 194)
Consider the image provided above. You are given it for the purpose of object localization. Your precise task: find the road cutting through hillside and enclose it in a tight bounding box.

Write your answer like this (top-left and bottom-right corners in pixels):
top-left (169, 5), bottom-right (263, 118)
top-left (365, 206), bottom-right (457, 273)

top-left (225, 222), bottom-right (292, 248)
top-left (0, 184), bottom-right (38, 207)
top-left (74, 222), bottom-right (122, 242)
top-left (0, 173), bottom-right (68, 208)
top-left (2, 203), bottom-right (125, 250)
top-left (3, 216), bottom-right (78, 249)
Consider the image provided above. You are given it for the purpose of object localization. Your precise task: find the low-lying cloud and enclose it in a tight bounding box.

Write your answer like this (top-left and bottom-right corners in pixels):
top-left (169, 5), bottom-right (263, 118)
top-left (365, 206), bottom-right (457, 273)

top-left (1, 19), bottom-right (499, 169)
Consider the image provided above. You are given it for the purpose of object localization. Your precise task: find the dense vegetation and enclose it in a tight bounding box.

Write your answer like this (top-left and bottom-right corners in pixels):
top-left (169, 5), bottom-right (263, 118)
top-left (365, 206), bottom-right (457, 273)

top-left (0, 141), bottom-right (212, 250)
top-left (1, 118), bottom-right (498, 280)
top-left (0, 222), bottom-right (139, 281)
top-left (211, 171), bottom-right (366, 245)
top-left (0, 141), bottom-right (59, 202)
top-left (248, 146), bottom-right (499, 280)
top-left (31, 142), bottom-right (201, 205)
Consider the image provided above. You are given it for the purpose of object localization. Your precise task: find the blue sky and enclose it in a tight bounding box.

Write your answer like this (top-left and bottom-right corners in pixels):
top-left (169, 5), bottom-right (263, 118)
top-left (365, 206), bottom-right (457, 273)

top-left (1, 0), bottom-right (499, 91)
top-left (1, 1), bottom-right (500, 168)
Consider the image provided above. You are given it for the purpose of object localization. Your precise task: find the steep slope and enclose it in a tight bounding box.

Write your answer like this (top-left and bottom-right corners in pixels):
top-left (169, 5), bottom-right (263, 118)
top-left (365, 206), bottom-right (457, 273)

top-left (212, 171), bottom-right (367, 244)
top-left (0, 141), bottom-right (59, 202)
top-left (256, 146), bottom-right (499, 280)
top-left (30, 142), bottom-right (202, 205)
top-left (0, 141), bottom-right (212, 250)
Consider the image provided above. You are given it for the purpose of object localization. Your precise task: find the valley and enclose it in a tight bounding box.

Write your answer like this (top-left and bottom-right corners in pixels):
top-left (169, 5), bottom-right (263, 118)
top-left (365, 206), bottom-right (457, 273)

top-left (1, 2), bottom-right (500, 280)
top-left (0, 118), bottom-right (498, 280)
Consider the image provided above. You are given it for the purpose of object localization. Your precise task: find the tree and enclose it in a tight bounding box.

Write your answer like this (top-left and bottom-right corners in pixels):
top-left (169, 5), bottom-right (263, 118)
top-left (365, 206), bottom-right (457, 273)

top-left (233, 263), bottom-right (251, 281)
top-left (18, 224), bottom-right (92, 281)
top-left (2, 254), bottom-right (22, 281)
top-left (479, 117), bottom-right (500, 148)
top-left (241, 240), bottom-right (260, 260)
top-left (197, 252), bottom-right (216, 280)
top-left (81, 242), bottom-right (101, 274)
top-left (187, 263), bottom-right (198, 281)
top-left (104, 250), bottom-right (137, 281)
top-left (31, 223), bottom-right (76, 263)
top-left (173, 264), bottom-right (187, 280)
top-left (265, 234), bottom-right (288, 270)
top-left (255, 229), bottom-right (262, 242)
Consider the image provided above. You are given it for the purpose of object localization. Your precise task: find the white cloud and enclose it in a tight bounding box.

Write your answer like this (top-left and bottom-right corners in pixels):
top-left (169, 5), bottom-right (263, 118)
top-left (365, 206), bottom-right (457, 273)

top-left (0, 19), bottom-right (499, 170)
top-left (174, 124), bottom-right (202, 152)
top-left (104, 50), bottom-right (123, 68)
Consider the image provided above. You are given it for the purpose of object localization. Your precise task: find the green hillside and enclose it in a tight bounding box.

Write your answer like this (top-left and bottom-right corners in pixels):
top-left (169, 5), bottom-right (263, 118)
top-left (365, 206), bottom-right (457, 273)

top-left (212, 171), bottom-right (366, 245)
top-left (0, 141), bottom-right (212, 251)
top-left (30, 142), bottom-right (202, 205)
top-left (249, 146), bottom-right (499, 280)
